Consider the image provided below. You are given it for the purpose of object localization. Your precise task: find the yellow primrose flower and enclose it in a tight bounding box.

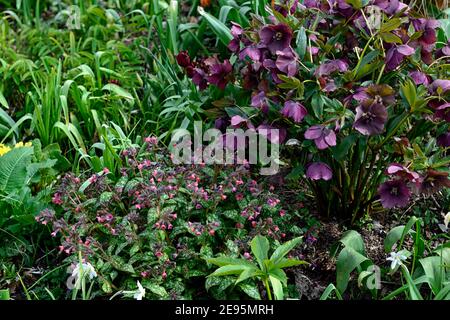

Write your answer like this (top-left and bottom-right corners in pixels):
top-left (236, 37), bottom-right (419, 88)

top-left (0, 144), bottom-right (11, 156)
top-left (15, 141), bottom-right (32, 148)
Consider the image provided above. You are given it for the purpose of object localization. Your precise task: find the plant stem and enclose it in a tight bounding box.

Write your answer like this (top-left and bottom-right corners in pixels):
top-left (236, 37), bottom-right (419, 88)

top-left (263, 278), bottom-right (272, 300)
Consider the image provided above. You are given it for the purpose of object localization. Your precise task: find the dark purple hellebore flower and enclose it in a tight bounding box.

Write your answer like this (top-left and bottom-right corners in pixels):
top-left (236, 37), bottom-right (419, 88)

top-left (436, 41), bottom-right (450, 59)
top-left (412, 18), bottom-right (440, 64)
top-left (192, 68), bottom-right (208, 90)
top-left (365, 84), bottom-right (396, 106)
top-left (176, 51), bottom-right (191, 68)
top-left (259, 24), bottom-right (293, 54)
top-left (228, 22), bottom-right (243, 53)
top-left (435, 103), bottom-right (450, 122)
top-left (239, 46), bottom-right (262, 62)
top-left (430, 80), bottom-right (450, 94)
top-left (281, 101), bottom-right (307, 123)
top-left (206, 59), bottom-right (233, 90)
top-left (374, 0), bottom-right (408, 15)
top-left (215, 117), bottom-right (230, 132)
top-left (315, 59), bottom-right (348, 77)
top-left (306, 162), bottom-right (333, 181)
top-left (353, 100), bottom-right (388, 136)
top-left (275, 48), bottom-right (298, 77)
top-left (251, 91), bottom-right (269, 113)
top-left (257, 124), bottom-right (287, 144)
top-left (385, 45), bottom-right (415, 71)
top-left (420, 169), bottom-right (450, 195)
top-left (274, 0), bottom-right (299, 16)
top-left (437, 132), bottom-right (450, 147)
top-left (241, 64), bottom-right (260, 90)
top-left (386, 163), bottom-right (420, 184)
top-left (409, 71), bottom-right (430, 86)
top-left (378, 179), bottom-right (411, 209)
top-left (304, 125), bottom-right (337, 150)
top-left (230, 115), bottom-right (255, 130)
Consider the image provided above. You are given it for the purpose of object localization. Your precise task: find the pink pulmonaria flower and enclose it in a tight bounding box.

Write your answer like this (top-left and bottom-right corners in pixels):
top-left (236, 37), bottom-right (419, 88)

top-left (281, 101), bottom-right (307, 123)
top-left (378, 179), bottom-right (411, 209)
top-left (52, 193), bottom-right (63, 205)
top-left (243, 252), bottom-right (252, 260)
top-left (304, 125), bottom-right (336, 149)
top-left (306, 162), bottom-right (333, 181)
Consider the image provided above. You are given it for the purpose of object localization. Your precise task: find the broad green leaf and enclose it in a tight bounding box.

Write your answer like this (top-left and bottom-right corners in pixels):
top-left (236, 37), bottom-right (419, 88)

top-left (209, 265), bottom-right (250, 277)
top-left (198, 6), bottom-right (233, 46)
top-left (320, 284), bottom-right (343, 300)
top-left (235, 267), bottom-right (260, 284)
top-left (295, 27), bottom-right (307, 59)
top-left (251, 235), bottom-right (270, 271)
top-left (239, 283), bottom-right (261, 300)
top-left (340, 230), bottom-right (366, 255)
top-left (207, 257), bottom-right (253, 267)
top-left (102, 84), bottom-right (134, 102)
top-left (270, 237), bottom-right (302, 264)
top-left (274, 258), bottom-right (308, 269)
top-left (336, 246), bottom-right (369, 293)
top-left (269, 275), bottom-right (284, 300)
top-left (141, 281), bottom-right (168, 298)
top-left (419, 256), bottom-right (445, 295)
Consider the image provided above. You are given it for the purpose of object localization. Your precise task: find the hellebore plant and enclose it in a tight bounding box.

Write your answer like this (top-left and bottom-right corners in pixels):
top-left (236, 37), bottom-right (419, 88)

top-left (178, 0), bottom-right (450, 224)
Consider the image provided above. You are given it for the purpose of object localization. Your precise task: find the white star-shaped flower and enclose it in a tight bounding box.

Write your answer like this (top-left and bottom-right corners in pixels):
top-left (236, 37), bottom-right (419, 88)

top-left (387, 251), bottom-right (408, 270)
top-left (133, 281), bottom-right (146, 300)
top-left (72, 262), bottom-right (97, 280)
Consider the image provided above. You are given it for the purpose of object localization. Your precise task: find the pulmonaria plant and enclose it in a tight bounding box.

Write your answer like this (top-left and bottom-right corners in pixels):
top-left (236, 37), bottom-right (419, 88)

top-left (36, 138), bottom-right (296, 299)
top-left (179, 0), bottom-right (450, 223)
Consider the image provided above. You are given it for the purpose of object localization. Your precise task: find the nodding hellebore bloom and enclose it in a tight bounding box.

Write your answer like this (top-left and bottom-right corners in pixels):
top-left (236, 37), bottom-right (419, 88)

top-left (374, 0), bottom-right (408, 16)
top-left (429, 79), bottom-right (450, 94)
top-left (412, 18), bottom-right (440, 64)
top-left (275, 47), bottom-right (299, 77)
top-left (435, 103), bottom-right (450, 122)
top-left (259, 23), bottom-right (293, 54)
top-left (281, 100), bottom-right (308, 123)
top-left (420, 169), bottom-right (450, 195)
top-left (378, 179), bottom-right (411, 209)
top-left (385, 44), bottom-right (415, 71)
top-left (204, 57), bottom-right (233, 90)
top-left (437, 132), bottom-right (450, 147)
top-left (304, 125), bottom-right (337, 150)
top-left (306, 162), bottom-right (333, 181)
top-left (409, 71), bottom-right (430, 86)
top-left (386, 163), bottom-right (420, 184)
top-left (353, 99), bottom-right (388, 136)
top-left (251, 91), bottom-right (270, 113)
